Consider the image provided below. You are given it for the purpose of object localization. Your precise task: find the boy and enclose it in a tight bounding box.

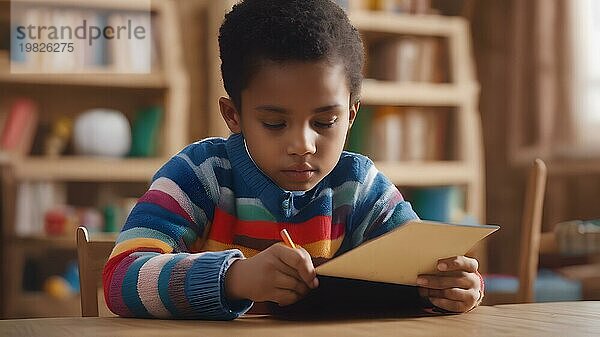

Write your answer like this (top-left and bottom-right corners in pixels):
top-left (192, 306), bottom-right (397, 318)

top-left (103, 0), bottom-right (483, 320)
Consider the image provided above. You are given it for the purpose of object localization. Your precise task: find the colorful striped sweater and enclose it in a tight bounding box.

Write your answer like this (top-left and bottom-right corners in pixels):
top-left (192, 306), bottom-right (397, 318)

top-left (103, 133), bottom-right (419, 320)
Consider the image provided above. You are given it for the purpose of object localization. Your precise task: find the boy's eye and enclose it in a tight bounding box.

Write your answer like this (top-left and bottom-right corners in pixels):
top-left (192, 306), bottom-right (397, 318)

top-left (314, 119), bottom-right (337, 128)
top-left (262, 122), bottom-right (286, 130)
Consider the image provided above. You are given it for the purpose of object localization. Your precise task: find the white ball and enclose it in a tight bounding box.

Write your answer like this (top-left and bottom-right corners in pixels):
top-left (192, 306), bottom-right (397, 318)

top-left (73, 109), bottom-right (131, 157)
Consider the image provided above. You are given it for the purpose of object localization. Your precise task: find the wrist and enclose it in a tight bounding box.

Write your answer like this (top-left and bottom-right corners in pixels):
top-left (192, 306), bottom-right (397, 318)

top-left (224, 258), bottom-right (248, 301)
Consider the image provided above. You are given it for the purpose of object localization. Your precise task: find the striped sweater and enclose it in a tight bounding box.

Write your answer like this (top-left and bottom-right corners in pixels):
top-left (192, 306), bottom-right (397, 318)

top-left (103, 133), bottom-right (418, 320)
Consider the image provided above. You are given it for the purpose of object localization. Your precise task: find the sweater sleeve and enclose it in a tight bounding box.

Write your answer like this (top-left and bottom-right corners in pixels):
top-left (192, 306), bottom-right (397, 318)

top-left (346, 159), bottom-right (420, 248)
top-left (102, 146), bottom-right (252, 320)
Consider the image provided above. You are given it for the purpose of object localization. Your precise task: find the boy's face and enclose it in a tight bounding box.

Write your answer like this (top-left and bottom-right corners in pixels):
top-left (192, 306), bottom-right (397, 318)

top-left (220, 60), bottom-right (359, 191)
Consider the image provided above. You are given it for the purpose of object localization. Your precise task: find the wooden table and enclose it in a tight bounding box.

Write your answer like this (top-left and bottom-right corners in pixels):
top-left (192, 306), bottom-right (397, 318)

top-left (1, 302), bottom-right (599, 337)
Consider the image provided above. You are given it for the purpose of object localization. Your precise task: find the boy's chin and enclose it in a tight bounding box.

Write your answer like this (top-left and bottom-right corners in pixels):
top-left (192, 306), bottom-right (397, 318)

top-left (276, 179), bottom-right (322, 192)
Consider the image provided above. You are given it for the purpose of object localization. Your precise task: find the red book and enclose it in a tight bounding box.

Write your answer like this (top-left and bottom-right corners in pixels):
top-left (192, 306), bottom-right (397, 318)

top-left (0, 98), bottom-right (39, 155)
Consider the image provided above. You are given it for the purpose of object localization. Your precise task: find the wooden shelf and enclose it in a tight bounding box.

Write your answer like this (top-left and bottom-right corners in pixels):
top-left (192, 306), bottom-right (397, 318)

top-left (0, 151), bottom-right (11, 165)
top-left (14, 157), bottom-right (165, 182)
top-left (349, 10), bottom-right (465, 36)
top-left (375, 161), bottom-right (474, 186)
top-left (361, 80), bottom-right (477, 106)
top-left (13, 232), bottom-right (117, 249)
top-left (0, 70), bottom-right (167, 89)
top-left (8, 0), bottom-right (156, 11)
top-left (539, 232), bottom-right (558, 255)
top-left (9, 292), bottom-right (81, 319)
top-left (14, 235), bottom-right (77, 249)
top-left (547, 159), bottom-right (600, 176)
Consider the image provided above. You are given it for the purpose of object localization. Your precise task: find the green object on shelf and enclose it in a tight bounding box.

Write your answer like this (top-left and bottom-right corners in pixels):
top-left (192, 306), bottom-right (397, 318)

top-left (345, 106), bottom-right (373, 153)
top-left (103, 205), bottom-right (119, 233)
top-left (411, 186), bottom-right (461, 222)
top-left (129, 106), bottom-right (163, 157)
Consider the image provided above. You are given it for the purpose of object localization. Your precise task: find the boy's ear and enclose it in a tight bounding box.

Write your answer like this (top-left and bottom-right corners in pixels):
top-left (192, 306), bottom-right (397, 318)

top-left (348, 100), bottom-right (360, 128)
top-left (219, 97), bottom-right (242, 133)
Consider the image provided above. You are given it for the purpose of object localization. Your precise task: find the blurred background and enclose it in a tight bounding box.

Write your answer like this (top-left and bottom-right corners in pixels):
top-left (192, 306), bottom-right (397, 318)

top-left (0, 0), bottom-right (598, 318)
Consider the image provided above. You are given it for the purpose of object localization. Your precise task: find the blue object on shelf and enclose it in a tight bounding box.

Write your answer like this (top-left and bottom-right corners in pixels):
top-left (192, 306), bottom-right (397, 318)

top-left (411, 186), bottom-right (456, 222)
top-left (11, 25), bottom-right (27, 63)
top-left (64, 260), bottom-right (80, 293)
top-left (534, 269), bottom-right (582, 302)
top-left (484, 269), bottom-right (582, 302)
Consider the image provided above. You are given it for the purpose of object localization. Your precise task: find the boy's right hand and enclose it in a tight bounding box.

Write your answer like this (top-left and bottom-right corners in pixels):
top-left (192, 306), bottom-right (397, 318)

top-left (224, 243), bottom-right (319, 306)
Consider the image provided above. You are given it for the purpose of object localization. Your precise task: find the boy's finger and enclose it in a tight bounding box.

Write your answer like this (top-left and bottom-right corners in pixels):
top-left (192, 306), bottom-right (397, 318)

top-left (298, 247), bottom-right (320, 288)
top-left (276, 244), bottom-right (318, 288)
top-left (423, 288), bottom-right (479, 303)
top-left (436, 256), bottom-right (478, 273)
top-left (274, 272), bottom-right (310, 296)
top-left (416, 273), bottom-right (478, 290)
top-left (271, 249), bottom-right (304, 280)
top-left (428, 297), bottom-right (471, 313)
top-left (273, 288), bottom-right (302, 307)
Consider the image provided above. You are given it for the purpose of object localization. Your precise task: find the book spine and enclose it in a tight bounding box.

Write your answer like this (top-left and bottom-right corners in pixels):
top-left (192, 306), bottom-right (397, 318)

top-left (0, 98), bottom-right (39, 155)
top-left (410, 186), bottom-right (458, 222)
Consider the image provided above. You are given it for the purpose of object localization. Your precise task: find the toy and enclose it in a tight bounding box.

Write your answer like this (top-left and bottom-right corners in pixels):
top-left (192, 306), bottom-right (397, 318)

top-left (44, 116), bottom-right (73, 157)
top-left (43, 261), bottom-right (80, 299)
top-left (44, 206), bottom-right (103, 236)
top-left (43, 275), bottom-right (72, 299)
top-left (73, 108), bottom-right (131, 157)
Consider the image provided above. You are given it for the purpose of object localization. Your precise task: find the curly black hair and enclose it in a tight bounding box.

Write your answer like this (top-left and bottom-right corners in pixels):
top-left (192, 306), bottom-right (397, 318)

top-left (218, 0), bottom-right (365, 111)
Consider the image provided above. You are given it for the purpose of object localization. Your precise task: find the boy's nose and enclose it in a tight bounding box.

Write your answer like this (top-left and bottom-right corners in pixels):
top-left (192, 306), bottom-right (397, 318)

top-left (287, 125), bottom-right (317, 156)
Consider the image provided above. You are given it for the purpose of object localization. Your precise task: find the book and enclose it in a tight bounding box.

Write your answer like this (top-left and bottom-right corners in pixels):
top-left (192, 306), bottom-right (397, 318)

top-left (369, 106), bottom-right (404, 161)
top-left (315, 220), bottom-right (499, 285)
top-left (410, 186), bottom-right (462, 222)
top-left (416, 37), bottom-right (437, 82)
top-left (129, 106), bottom-right (163, 157)
top-left (0, 98), bottom-right (39, 156)
top-left (403, 108), bottom-right (428, 161)
top-left (255, 276), bottom-right (430, 318)
top-left (370, 37), bottom-right (420, 82)
top-left (15, 181), bottom-right (66, 236)
top-left (412, 0), bottom-right (432, 14)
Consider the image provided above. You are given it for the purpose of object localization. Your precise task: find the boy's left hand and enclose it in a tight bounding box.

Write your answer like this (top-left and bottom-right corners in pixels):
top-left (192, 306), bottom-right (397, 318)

top-left (417, 256), bottom-right (483, 313)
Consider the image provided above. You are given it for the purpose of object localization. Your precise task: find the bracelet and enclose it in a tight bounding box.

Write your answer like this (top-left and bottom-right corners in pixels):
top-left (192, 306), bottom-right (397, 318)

top-left (474, 271), bottom-right (485, 306)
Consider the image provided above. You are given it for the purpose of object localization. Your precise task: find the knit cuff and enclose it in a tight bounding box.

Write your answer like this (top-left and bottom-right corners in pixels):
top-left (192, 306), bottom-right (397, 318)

top-left (186, 250), bottom-right (253, 320)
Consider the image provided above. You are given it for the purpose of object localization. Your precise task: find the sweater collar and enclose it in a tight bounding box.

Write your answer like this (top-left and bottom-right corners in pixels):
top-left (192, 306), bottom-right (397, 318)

top-left (225, 133), bottom-right (294, 218)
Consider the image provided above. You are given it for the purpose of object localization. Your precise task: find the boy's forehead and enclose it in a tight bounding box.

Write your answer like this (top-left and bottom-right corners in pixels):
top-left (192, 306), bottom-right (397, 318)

top-left (242, 64), bottom-right (350, 113)
top-left (244, 60), bottom-right (350, 99)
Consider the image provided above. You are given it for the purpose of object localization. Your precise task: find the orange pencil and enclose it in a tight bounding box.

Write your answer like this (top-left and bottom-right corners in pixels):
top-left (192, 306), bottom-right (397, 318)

top-left (279, 229), bottom-right (297, 249)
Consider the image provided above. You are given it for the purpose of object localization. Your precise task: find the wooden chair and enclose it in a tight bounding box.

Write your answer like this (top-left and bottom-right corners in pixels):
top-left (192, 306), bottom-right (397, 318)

top-left (483, 159), bottom-right (547, 304)
top-left (76, 226), bottom-right (116, 317)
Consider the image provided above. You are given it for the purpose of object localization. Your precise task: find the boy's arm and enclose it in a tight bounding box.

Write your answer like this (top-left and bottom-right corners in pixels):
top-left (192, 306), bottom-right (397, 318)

top-left (347, 162), bottom-right (419, 247)
top-left (102, 149), bottom-right (252, 320)
top-left (350, 160), bottom-right (482, 313)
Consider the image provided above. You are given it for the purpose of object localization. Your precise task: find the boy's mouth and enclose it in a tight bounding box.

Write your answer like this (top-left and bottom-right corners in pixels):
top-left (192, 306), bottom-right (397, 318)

top-left (284, 163), bottom-right (316, 171)
top-left (281, 170), bottom-right (317, 182)
top-left (281, 164), bottom-right (318, 182)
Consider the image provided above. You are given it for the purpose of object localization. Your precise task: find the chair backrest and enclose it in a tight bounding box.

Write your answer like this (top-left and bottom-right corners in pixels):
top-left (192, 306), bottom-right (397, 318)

top-left (517, 158), bottom-right (547, 303)
top-left (76, 226), bottom-right (116, 317)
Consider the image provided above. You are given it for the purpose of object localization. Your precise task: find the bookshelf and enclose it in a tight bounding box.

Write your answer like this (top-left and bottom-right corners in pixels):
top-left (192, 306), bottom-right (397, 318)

top-left (0, 0), bottom-right (189, 318)
top-left (357, 8), bottom-right (486, 265)
top-left (12, 157), bottom-right (165, 182)
top-left (360, 8), bottom-right (485, 266)
top-left (0, 71), bottom-right (168, 88)
top-left (356, 9), bottom-right (483, 219)
top-left (361, 80), bottom-right (474, 105)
